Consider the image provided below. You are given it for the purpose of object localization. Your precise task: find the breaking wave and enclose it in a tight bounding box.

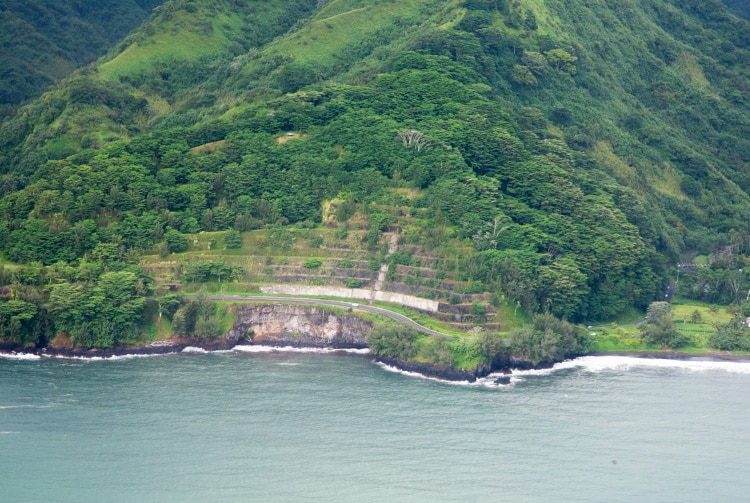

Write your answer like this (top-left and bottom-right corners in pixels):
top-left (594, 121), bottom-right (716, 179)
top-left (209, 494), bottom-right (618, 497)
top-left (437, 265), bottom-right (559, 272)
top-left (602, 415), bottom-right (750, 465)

top-left (0, 352), bottom-right (41, 360)
top-left (232, 345), bottom-right (370, 355)
top-left (376, 354), bottom-right (750, 386)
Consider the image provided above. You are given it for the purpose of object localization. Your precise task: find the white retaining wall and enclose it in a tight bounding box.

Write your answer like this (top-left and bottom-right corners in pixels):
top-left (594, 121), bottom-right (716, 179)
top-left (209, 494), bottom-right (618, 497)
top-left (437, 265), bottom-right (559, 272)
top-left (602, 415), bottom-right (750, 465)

top-left (259, 285), bottom-right (439, 312)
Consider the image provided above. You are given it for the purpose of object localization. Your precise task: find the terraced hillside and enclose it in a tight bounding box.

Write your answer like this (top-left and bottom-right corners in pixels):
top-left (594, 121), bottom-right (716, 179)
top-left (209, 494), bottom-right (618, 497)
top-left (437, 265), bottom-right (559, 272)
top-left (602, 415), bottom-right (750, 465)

top-left (139, 199), bottom-right (519, 336)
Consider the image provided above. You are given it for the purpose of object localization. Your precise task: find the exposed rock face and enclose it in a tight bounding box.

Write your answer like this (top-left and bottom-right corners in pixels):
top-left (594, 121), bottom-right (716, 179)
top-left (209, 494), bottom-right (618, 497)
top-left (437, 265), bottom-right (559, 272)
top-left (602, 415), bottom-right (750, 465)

top-left (227, 304), bottom-right (372, 348)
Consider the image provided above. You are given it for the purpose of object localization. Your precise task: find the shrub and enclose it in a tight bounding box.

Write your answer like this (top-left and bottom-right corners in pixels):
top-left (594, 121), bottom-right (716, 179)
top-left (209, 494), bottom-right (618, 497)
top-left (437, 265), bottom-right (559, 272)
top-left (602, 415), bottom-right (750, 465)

top-left (511, 313), bottom-right (591, 364)
top-left (471, 302), bottom-right (487, 316)
top-left (366, 324), bottom-right (420, 359)
top-left (303, 258), bottom-right (322, 269)
top-left (195, 316), bottom-right (222, 339)
top-left (709, 319), bottom-right (750, 351)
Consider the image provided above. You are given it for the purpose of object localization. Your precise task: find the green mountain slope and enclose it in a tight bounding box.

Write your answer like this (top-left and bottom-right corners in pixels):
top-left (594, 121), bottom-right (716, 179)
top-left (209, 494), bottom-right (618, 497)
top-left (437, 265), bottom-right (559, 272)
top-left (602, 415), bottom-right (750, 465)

top-left (0, 0), bottom-right (749, 331)
top-left (0, 0), bottom-right (165, 117)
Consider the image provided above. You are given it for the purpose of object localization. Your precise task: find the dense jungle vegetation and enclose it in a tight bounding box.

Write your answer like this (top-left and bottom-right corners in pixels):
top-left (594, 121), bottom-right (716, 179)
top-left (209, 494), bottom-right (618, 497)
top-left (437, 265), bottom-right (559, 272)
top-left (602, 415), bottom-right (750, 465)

top-left (0, 0), bottom-right (749, 363)
top-left (0, 0), bottom-right (166, 119)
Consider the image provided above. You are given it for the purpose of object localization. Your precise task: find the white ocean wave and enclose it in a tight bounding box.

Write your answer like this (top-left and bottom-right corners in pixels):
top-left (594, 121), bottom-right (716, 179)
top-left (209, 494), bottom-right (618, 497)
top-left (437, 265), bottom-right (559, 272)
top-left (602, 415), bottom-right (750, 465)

top-left (40, 352), bottom-right (171, 361)
top-left (375, 361), bottom-right (516, 387)
top-left (375, 361), bottom-right (474, 385)
top-left (509, 355), bottom-right (750, 378)
top-left (0, 352), bottom-right (41, 360)
top-left (376, 354), bottom-right (750, 386)
top-left (182, 346), bottom-right (209, 353)
top-left (108, 353), bottom-right (173, 360)
top-left (232, 345), bottom-right (370, 355)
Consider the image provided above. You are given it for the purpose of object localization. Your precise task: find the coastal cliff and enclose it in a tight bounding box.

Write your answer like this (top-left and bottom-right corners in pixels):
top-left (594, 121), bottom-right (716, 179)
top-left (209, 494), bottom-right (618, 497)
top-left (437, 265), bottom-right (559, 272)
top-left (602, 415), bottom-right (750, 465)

top-left (227, 304), bottom-right (371, 349)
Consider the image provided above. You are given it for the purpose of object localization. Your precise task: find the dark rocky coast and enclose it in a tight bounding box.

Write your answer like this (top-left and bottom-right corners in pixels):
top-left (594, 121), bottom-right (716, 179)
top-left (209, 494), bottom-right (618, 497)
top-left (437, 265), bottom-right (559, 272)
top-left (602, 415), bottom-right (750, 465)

top-left (5, 304), bottom-right (745, 381)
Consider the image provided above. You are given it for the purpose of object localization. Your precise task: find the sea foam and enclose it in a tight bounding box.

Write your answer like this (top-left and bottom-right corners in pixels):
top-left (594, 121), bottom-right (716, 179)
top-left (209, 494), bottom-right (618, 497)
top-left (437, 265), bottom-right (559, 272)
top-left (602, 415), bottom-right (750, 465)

top-left (40, 352), bottom-right (171, 361)
top-left (376, 361), bottom-right (506, 387)
top-left (0, 352), bottom-right (41, 360)
top-left (377, 354), bottom-right (750, 386)
top-left (232, 345), bottom-right (370, 355)
top-left (509, 355), bottom-right (750, 379)
top-left (182, 346), bottom-right (209, 354)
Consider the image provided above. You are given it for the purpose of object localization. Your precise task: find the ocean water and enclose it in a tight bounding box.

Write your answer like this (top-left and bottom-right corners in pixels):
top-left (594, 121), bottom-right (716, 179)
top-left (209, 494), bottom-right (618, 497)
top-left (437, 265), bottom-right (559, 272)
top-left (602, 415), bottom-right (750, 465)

top-left (1, 350), bottom-right (749, 502)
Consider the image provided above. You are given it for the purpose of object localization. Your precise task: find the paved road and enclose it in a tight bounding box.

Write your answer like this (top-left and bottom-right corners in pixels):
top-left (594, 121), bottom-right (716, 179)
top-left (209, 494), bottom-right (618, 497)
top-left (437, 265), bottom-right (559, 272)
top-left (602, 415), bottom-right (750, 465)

top-left (207, 295), bottom-right (449, 337)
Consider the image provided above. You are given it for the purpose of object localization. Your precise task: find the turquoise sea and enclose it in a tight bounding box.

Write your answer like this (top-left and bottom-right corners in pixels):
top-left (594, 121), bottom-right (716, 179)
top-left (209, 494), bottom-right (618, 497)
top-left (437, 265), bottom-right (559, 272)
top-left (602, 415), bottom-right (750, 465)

top-left (1, 348), bottom-right (749, 502)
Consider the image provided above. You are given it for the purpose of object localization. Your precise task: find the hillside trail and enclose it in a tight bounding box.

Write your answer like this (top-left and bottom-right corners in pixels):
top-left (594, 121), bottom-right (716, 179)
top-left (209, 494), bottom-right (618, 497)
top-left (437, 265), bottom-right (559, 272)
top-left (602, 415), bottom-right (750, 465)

top-left (371, 232), bottom-right (399, 301)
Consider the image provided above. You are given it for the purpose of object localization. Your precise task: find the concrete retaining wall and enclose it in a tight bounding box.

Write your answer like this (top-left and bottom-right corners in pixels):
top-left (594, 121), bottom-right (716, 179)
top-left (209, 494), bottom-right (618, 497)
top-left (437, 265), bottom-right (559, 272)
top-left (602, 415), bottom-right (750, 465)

top-left (259, 285), bottom-right (439, 312)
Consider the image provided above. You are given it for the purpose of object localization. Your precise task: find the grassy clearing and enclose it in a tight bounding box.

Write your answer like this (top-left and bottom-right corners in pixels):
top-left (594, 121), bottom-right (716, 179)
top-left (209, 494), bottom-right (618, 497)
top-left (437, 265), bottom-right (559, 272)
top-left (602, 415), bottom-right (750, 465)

top-left (0, 259), bottom-right (21, 271)
top-left (670, 301), bottom-right (732, 325)
top-left (370, 301), bottom-right (468, 337)
top-left (100, 31), bottom-right (221, 81)
top-left (492, 300), bottom-right (529, 332)
top-left (671, 302), bottom-right (732, 348)
top-left (524, 1), bottom-right (560, 36)
top-left (99, 8), bottom-right (245, 81)
top-left (242, 0), bottom-right (433, 73)
top-left (590, 323), bottom-right (644, 351)
top-left (590, 299), bottom-right (744, 353)
top-left (140, 225), bottom-right (743, 359)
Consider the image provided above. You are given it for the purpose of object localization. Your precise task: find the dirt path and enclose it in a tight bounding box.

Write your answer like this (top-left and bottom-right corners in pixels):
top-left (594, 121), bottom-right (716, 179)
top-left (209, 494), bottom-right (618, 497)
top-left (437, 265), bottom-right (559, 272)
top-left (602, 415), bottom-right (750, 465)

top-left (372, 232), bottom-right (399, 300)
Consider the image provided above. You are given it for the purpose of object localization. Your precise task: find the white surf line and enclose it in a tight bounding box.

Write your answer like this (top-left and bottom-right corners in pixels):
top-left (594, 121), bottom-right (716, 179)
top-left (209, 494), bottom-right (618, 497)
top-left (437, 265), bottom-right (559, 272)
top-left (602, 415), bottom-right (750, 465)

top-left (0, 352), bottom-right (41, 360)
top-left (232, 345), bottom-right (370, 355)
top-left (375, 361), bottom-right (510, 387)
top-left (509, 355), bottom-right (750, 378)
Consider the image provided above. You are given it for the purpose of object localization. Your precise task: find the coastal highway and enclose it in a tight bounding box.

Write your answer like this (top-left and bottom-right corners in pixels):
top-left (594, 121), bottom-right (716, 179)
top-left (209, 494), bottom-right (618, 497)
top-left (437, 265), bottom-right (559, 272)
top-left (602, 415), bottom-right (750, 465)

top-left (206, 295), bottom-right (449, 337)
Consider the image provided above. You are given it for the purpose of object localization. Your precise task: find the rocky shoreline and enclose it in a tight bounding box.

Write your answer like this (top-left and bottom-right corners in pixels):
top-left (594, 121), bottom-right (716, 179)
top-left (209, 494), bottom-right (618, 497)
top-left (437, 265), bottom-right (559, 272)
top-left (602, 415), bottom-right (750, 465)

top-left (3, 300), bottom-right (749, 383)
top-left (0, 336), bottom-right (243, 359)
top-left (0, 334), bottom-right (517, 383)
top-left (2, 340), bottom-right (750, 382)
